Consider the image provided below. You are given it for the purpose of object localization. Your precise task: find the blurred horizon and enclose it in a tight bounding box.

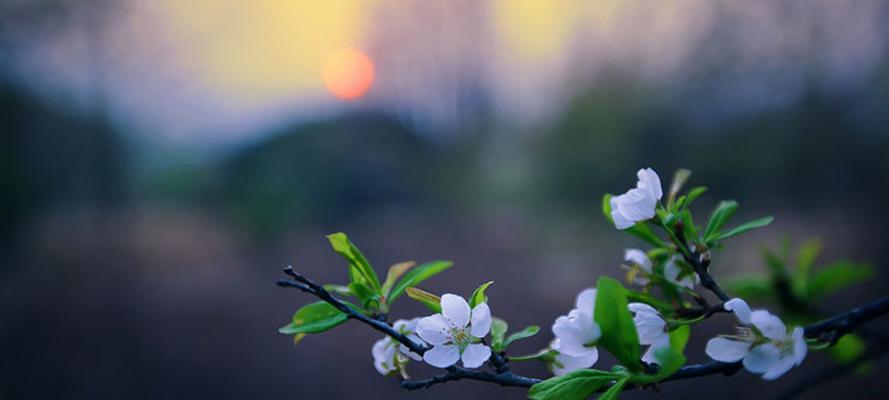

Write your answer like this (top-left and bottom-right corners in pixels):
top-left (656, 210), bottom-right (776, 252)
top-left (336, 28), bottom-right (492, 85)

top-left (1, 1), bottom-right (887, 399)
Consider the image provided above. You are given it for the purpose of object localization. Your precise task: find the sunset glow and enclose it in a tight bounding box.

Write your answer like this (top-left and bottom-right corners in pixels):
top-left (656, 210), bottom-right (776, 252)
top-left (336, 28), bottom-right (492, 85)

top-left (322, 49), bottom-right (375, 100)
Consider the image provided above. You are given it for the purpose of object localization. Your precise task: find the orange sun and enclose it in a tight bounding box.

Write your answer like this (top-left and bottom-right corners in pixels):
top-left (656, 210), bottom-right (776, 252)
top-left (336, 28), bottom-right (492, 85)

top-left (322, 48), bottom-right (375, 100)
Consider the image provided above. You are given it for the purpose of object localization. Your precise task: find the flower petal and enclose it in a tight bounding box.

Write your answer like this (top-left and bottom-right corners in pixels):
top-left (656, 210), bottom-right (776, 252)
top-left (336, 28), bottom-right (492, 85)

top-left (615, 188), bottom-right (657, 221)
top-left (628, 302), bottom-right (658, 315)
top-left (624, 249), bottom-right (652, 274)
top-left (470, 303), bottom-right (492, 338)
top-left (400, 334), bottom-right (424, 361)
top-left (553, 348), bottom-right (599, 376)
top-left (632, 308), bottom-right (666, 345)
top-left (751, 310), bottom-right (787, 341)
top-left (642, 333), bottom-right (672, 364)
top-left (610, 197), bottom-right (635, 230)
top-left (724, 298), bottom-right (752, 325)
top-left (423, 344), bottom-right (461, 368)
top-left (705, 337), bottom-right (750, 363)
top-left (575, 288), bottom-right (597, 317)
top-left (762, 356), bottom-right (797, 381)
top-left (372, 338), bottom-right (395, 375)
top-left (743, 343), bottom-right (781, 374)
top-left (552, 314), bottom-right (596, 357)
top-left (440, 293), bottom-right (471, 328)
top-left (636, 168), bottom-right (663, 201)
top-left (461, 343), bottom-right (492, 368)
top-left (416, 314), bottom-right (452, 345)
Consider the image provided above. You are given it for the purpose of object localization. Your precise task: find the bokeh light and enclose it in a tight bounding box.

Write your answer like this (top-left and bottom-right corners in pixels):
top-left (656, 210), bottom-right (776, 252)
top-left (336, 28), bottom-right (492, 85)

top-left (322, 48), bottom-right (375, 100)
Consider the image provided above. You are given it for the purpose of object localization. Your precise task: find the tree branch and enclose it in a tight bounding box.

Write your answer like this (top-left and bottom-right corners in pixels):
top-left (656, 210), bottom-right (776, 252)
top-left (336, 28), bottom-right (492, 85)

top-left (673, 228), bottom-right (730, 302)
top-left (277, 268), bottom-right (888, 394)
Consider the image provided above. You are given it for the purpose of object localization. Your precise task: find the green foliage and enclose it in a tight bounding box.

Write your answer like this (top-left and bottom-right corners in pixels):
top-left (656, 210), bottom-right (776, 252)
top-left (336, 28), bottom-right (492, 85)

top-left (386, 260), bottom-right (453, 306)
top-left (348, 281), bottom-right (379, 309)
top-left (728, 238), bottom-right (874, 307)
top-left (727, 238), bottom-right (874, 368)
top-left (807, 261), bottom-right (874, 300)
top-left (528, 369), bottom-right (625, 400)
top-left (490, 318), bottom-right (509, 351)
top-left (679, 186), bottom-right (707, 211)
top-left (405, 287), bottom-right (442, 313)
top-left (327, 232), bottom-right (382, 293)
top-left (594, 277), bottom-right (642, 372)
top-left (710, 216), bottom-right (774, 242)
top-left (669, 325), bottom-right (691, 353)
top-left (503, 326), bottom-right (541, 349)
top-left (830, 334), bottom-right (866, 364)
top-left (469, 281), bottom-right (495, 307)
top-left (381, 261), bottom-right (415, 299)
top-left (630, 347), bottom-right (686, 384)
top-left (702, 200), bottom-right (738, 241)
top-left (597, 377), bottom-right (629, 400)
top-left (279, 301), bottom-right (348, 335)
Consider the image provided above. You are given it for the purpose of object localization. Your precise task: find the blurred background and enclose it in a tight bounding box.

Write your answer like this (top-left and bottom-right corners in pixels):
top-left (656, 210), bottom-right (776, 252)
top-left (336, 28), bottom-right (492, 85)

top-left (1, 0), bottom-right (887, 399)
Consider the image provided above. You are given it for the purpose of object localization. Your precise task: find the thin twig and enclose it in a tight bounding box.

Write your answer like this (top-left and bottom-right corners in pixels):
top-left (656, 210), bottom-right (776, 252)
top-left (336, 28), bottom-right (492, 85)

top-left (771, 339), bottom-right (889, 400)
top-left (278, 268), bottom-right (888, 393)
top-left (672, 229), bottom-right (730, 302)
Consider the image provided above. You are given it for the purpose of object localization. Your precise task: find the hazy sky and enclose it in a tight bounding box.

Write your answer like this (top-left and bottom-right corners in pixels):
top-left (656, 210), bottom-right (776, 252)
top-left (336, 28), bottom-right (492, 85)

top-left (1, 0), bottom-right (885, 144)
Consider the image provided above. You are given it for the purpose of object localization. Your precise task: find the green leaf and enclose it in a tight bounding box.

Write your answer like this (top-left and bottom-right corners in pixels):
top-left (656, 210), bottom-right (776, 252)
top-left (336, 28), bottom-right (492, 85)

top-left (710, 216), bottom-right (774, 242)
top-left (278, 301), bottom-right (348, 335)
top-left (509, 349), bottom-right (556, 362)
top-left (763, 247), bottom-right (790, 279)
top-left (327, 232), bottom-right (382, 292)
top-left (597, 377), bottom-right (629, 400)
top-left (348, 282), bottom-right (379, 309)
top-left (387, 260), bottom-right (453, 306)
top-left (702, 200), bottom-right (738, 242)
top-left (322, 284), bottom-right (352, 296)
top-left (602, 194), bottom-right (667, 248)
top-left (381, 261), bottom-right (415, 298)
top-left (503, 326), bottom-right (540, 348)
top-left (680, 210), bottom-right (698, 243)
top-left (807, 262), bottom-right (874, 299)
top-left (830, 334), bottom-right (866, 364)
top-left (491, 318), bottom-right (509, 351)
top-left (668, 325), bottom-right (691, 353)
top-left (469, 281), bottom-right (494, 308)
top-left (726, 277), bottom-right (775, 304)
top-left (680, 186), bottom-right (707, 211)
top-left (405, 287), bottom-right (442, 313)
top-left (595, 277), bottom-right (642, 371)
top-left (794, 238), bottom-right (821, 290)
top-left (528, 369), bottom-right (622, 400)
top-left (653, 347), bottom-right (686, 380)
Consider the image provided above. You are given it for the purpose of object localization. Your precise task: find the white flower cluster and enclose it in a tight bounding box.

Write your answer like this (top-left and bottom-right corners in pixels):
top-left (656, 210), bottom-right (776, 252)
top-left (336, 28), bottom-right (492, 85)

top-left (371, 294), bottom-right (493, 373)
top-left (623, 249), bottom-right (700, 290)
top-left (610, 168), bottom-right (662, 229)
top-left (370, 167), bottom-right (807, 383)
top-left (548, 289), bottom-right (673, 376)
top-left (706, 298), bottom-right (807, 380)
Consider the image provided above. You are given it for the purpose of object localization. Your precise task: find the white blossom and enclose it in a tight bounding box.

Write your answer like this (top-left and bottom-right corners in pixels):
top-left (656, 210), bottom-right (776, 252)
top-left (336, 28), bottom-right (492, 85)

top-left (622, 248), bottom-right (654, 286)
top-left (663, 257), bottom-right (700, 290)
top-left (551, 288), bottom-right (601, 371)
top-left (610, 168), bottom-right (663, 229)
top-left (371, 318), bottom-right (423, 375)
top-left (705, 298), bottom-right (807, 380)
top-left (550, 339), bottom-right (600, 376)
top-left (416, 294), bottom-right (492, 368)
top-left (628, 303), bottom-right (671, 364)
